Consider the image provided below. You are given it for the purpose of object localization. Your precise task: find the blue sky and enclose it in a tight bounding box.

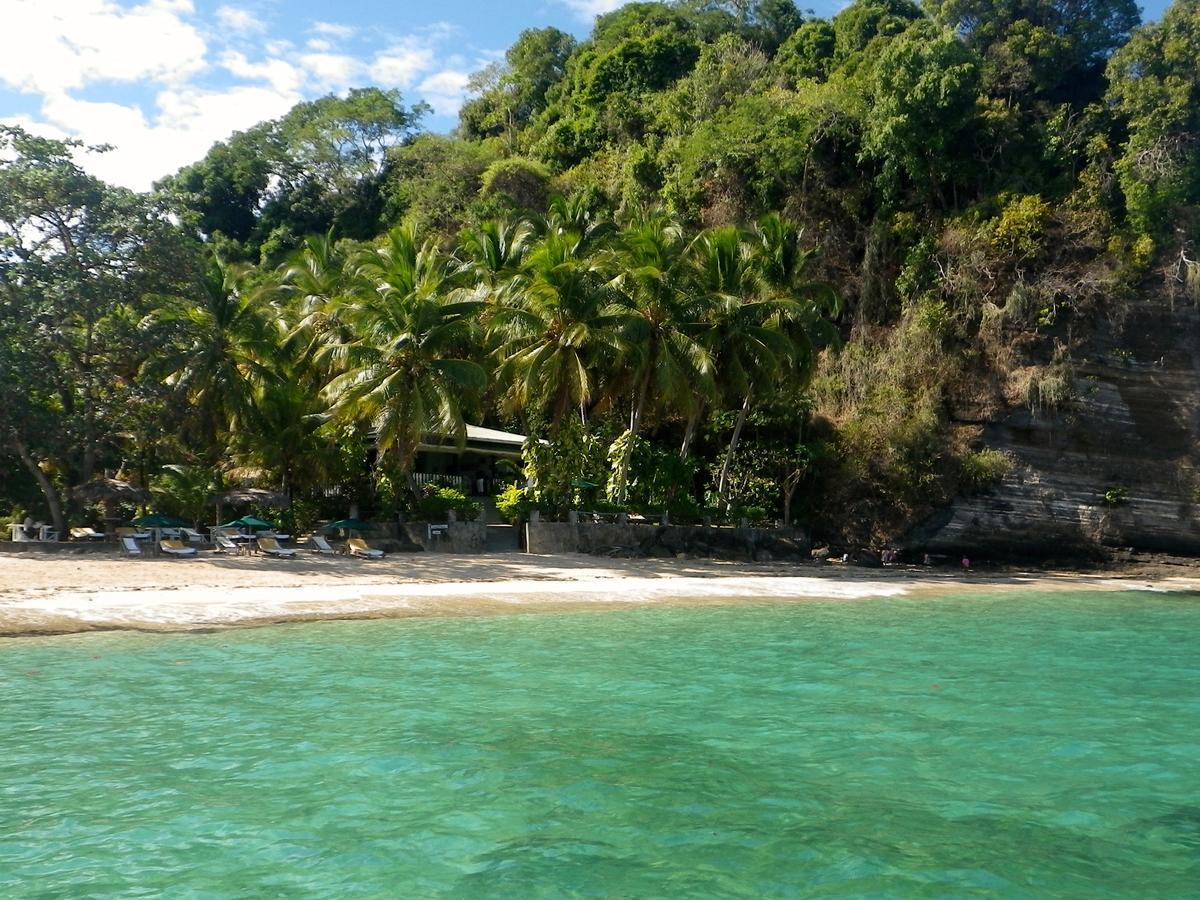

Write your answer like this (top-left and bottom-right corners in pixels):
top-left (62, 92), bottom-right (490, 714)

top-left (0, 0), bottom-right (1168, 190)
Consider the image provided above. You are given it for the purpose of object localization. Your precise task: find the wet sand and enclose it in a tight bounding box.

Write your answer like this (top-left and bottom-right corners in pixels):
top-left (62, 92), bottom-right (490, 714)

top-left (1, 552), bottom-right (1196, 637)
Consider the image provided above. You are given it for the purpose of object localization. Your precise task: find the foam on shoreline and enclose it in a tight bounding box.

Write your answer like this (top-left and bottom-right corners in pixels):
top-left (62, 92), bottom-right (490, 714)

top-left (2, 552), bottom-right (1196, 637)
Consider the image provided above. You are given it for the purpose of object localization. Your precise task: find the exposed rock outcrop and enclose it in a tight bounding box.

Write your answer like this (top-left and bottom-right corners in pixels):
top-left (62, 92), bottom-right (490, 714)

top-left (908, 300), bottom-right (1200, 558)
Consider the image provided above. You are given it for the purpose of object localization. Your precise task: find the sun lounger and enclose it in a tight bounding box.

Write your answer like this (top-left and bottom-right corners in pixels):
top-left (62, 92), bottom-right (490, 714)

top-left (70, 526), bottom-right (106, 541)
top-left (257, 536), bottom-right (297, 559)
top-left (181, 527), bottom-right (205, 543)
top-left (116, 527), bottom-right (151, 541)
top-left (120, 536), bottom-right (143, 557)
top-left (214, 534), bottom-right (244, 555)
top-left (160, 539), bottom-right (198, 557)
top-left (347, 537), bottom-right (384, 559)
top-left (307, 534), bottom-right (339, 555)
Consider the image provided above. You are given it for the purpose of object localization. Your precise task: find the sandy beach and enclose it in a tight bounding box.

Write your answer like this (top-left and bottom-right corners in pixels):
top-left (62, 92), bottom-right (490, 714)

top-left (2, 551), bottom-right (1196, 637)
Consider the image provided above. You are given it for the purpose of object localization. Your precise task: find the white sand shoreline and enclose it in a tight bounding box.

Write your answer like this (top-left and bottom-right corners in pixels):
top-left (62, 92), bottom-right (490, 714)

top-left (1, 552), bottom-right (1196, 637)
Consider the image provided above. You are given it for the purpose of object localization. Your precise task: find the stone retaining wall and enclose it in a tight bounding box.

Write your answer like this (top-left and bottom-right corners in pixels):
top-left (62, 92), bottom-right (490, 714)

top-left (525, 521), bottom-right (810, 562)
top-left (399, 521), bottom-right (487, 553)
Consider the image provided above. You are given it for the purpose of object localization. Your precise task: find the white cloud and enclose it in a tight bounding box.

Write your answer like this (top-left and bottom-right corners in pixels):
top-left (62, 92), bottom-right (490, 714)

top-left (311, 21), bottom-right (355, 39)
top-left (19, 84), bottom-right (301, 189)
top-left (219, 51), bottom-right (304, 94)
top-left (299, 53), bottom-right (364, 92)
top-left (555, 0), bottom-right (635, 19)
top-left (215, 4), bottom-right (265, 34)
top-left (0, 0), bottom-right (208, 95)
top-left (0, 2), bottom-right (483, 190)
top-left (417, 70), bottom-right (470, 115)
top-left (370, 42), bottom-right (436, 88)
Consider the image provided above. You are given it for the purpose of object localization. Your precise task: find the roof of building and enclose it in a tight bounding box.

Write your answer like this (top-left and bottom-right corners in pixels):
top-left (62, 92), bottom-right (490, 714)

top-left (463, 425), bottom-right (526, 447)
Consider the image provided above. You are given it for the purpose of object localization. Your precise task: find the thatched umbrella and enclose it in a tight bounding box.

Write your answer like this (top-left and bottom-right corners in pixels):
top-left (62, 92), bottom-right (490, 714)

top-left (211, 487), bottom-right (288, 530)
top-left (73, 477), bottom-right (151, 537)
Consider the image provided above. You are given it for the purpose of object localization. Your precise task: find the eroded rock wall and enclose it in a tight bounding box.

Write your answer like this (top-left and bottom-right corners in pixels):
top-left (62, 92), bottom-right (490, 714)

top-left (908, 300), bottom-right (1200, 557)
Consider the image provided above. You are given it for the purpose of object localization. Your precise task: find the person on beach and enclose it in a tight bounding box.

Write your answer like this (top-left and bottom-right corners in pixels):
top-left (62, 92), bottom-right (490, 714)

top-left (961, 555), bottom-right (971, 572)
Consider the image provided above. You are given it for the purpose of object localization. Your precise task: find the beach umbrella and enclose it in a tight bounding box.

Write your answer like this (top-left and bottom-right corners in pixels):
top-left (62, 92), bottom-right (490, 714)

top-left (132, 513), bottom-right (189, 528)
top-left (222, 515), bottom-right (276, 530)
top-left (320, 518), bottom-right (374, 532)
top-left (210, 487), bottom-right (289, 531)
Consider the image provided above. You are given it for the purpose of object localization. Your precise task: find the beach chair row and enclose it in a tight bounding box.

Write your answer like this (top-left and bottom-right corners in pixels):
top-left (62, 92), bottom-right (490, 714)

top-left (121, 534), bottom-right (385, 560)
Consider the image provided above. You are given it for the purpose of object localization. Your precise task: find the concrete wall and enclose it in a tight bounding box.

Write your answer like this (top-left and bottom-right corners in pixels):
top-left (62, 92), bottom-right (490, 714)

top-left (525, 521), bottom-right (810, 561)
top-left (399, 521), bottom-right (487, 553)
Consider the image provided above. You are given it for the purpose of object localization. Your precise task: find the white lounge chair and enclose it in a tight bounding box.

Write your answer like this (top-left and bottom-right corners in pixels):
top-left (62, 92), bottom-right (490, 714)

top-left (347, 537), bottom-right (384, 559)
top-left (120, 536), bottom-right (143, 557)
top-left (214, 534), bottom-right (243, 555)
top-left (308, 534), bottom-right (338, 555)
top-left (70, 526), bottom-right (105, 541)
top-left (257, 536), bottom-right (297, 559)
top-left (160, 539), bottom-right (198, 558)
top-left (181, 527), bottom-right (205, 543)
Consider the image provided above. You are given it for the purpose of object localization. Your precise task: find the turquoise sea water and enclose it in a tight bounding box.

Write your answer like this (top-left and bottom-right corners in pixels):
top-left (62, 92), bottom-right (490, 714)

top-left (2, 591), bottom-right (1198, 897)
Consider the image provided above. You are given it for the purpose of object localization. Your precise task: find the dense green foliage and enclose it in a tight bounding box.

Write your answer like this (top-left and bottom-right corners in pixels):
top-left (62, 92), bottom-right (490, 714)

top-left (3, 0), bottom-right (1200, 545)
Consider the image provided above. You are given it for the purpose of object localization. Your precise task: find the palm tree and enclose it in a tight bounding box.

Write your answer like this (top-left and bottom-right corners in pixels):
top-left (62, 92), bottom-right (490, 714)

top-left (751, 213), bottom-right (841, 388)
top-left (458, 218), bottom-right (536, 296)
top-left (150, 463), bottom-right (219, 529)
top-left (277, 231), bottom-right (352, 379)
top-left (607, 209), bottom-right (713, 502)
top-left (321, 225), bottom-right (486, 479)
top-left (690, 226), bottom-right (798, 511)
top-left (697, 216), bottom-right (841, 512)
top-left (226, 376), bottom-right (342, 519)
top-left (155, 255), bottom-right (281, 460)
top-left (489, 221), bottom-right (620, 430)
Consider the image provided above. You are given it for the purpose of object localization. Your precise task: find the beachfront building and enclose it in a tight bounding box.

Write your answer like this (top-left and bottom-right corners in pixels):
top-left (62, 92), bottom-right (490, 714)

top-left (406, 425), bottom-right (526, 496)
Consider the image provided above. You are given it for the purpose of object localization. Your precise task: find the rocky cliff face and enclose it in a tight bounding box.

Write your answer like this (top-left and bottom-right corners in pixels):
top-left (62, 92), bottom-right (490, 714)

top-left (907, 299), bottom-right (1200, 558)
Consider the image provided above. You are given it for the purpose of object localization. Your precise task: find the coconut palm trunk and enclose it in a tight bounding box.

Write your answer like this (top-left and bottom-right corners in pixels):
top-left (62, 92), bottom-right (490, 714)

top-left (614, 367), bottom-right (653, 504)
top-left (716, 392), bottom-right (752, 513)
top-left (679, 399), bottom-right (704, 458)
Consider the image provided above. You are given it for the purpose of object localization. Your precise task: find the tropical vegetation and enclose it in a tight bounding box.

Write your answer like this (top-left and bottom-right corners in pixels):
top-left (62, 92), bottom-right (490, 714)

top-left (3, 0), bottom-right (1198, 546)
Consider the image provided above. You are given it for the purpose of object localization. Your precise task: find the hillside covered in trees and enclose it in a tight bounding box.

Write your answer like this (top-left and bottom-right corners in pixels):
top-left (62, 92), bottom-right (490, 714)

top-left (3, 0), bottom-right (1199, 556)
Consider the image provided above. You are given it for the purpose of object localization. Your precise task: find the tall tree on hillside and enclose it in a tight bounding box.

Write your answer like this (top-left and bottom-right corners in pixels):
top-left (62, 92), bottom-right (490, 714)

top-left (1106, 0), bottom-right (1200, 242)
top-left (161, 88), bottom-right (428, 260)
top-left (322, 226), bottom-right (486, 480)
top-left (690, 225), bottom-right (801, 510)
top-left (153, 255), bottom-right (281, 461)
top-left (0, 126), bottom-right (197, 532)
top-left (277, 231), bottom-right (353, 379)
top-left (608, 209), bottom-right (713, 501)
top-left (490, 216), bottom-right (619, 431)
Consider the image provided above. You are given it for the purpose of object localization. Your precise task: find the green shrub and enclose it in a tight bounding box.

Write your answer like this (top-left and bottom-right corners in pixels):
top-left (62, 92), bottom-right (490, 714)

top-left (960, 448), bottom-right (1012, 492)
top-left (1102, 486), bottom-right (1130, 506)
top-left (1025, 366), bottom-right (1074, 417)
top-left (989, 193), bottom-right (1052, 257)
top-left (411, 485), bottom-right (480, 522)
top-left (479, 157), bottom-right (554, 211)
top-left (495, 484), bottom-right (533, 525)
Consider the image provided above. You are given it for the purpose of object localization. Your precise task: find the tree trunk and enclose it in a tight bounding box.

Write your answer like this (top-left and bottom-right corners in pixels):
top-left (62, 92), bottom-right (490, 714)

top-left (679, 400), bottom-right (704, 458)
top-left (11, 436), bottom-right (66, 537)
top-left (782, 479), bottom-right (798, 526)
top-left (615, 370), bottom-right (652, 504)
top-left (716, 393), bottom-right (752, 512)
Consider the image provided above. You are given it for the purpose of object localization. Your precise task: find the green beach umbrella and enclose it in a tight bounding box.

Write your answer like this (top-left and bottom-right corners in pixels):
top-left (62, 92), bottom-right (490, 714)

top-left (321, 518), bottom-right (374, 532)
top-left (222, 515), bottom-right (276, 530)
top-left (132, 513), bottom-right (189, 528)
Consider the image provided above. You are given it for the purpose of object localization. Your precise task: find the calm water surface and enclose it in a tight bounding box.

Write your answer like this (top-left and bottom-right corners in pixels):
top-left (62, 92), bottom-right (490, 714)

top-left (2, 591), bottom-right (1198, 897)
